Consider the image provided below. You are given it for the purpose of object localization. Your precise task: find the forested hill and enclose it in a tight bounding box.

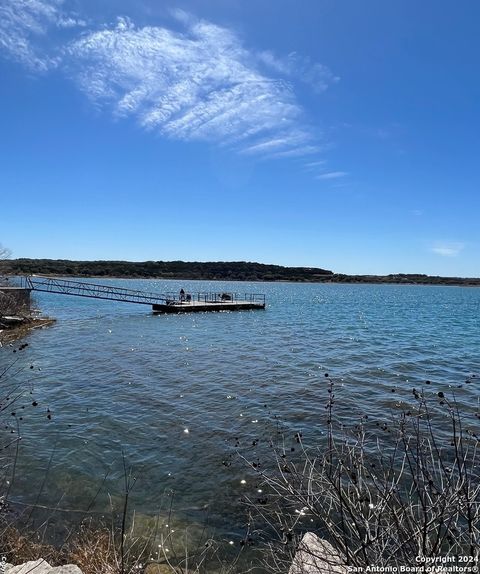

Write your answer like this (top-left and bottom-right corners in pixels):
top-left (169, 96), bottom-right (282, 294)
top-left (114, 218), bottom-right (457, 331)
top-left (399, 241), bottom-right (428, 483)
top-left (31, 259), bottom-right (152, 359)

top-left (2, 259), bottom-right (480, 285)
top-left (2, 259), bottom-right (333, 282)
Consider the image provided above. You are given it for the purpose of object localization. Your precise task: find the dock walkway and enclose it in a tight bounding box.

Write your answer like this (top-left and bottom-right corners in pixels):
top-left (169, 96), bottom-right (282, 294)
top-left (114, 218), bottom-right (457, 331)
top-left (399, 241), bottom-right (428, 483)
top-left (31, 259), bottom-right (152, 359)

top-left (21, 276), bottom-right (265, 313)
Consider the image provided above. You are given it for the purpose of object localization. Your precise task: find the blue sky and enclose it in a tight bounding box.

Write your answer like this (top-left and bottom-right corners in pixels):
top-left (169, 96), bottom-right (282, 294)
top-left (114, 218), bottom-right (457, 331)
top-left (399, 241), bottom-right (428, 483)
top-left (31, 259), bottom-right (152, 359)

top-left (0, 0), bottom-right (479, 275)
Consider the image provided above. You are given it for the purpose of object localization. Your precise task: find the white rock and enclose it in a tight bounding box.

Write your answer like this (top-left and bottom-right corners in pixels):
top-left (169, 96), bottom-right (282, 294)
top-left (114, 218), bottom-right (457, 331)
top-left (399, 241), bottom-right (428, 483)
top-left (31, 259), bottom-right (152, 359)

top-left (50, 566), bottom-right (83, 574)
top-left (7, 559), bottom-right (52, 574)
top-left (4, 560), bottom-right (83, 574)
top-left (289, 533), bottom-right (347, 574)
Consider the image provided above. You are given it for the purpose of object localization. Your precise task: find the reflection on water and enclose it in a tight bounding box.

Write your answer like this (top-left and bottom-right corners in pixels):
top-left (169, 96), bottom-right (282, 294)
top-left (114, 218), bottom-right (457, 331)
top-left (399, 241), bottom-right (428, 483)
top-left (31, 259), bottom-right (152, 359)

top-left (1, 280), bottom-right (479, 558)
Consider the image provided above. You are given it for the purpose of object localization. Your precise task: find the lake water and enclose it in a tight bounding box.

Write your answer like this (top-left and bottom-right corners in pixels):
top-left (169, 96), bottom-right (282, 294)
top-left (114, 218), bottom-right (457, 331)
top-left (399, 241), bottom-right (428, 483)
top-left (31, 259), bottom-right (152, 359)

top-left (1, 280), bottom-right (479, 564)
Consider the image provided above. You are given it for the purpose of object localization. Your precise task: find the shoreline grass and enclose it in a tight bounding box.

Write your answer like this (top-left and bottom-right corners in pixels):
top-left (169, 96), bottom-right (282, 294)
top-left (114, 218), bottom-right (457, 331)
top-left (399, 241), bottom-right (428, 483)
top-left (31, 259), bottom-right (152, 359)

top-left (243, 376), bottom-right (479, 572)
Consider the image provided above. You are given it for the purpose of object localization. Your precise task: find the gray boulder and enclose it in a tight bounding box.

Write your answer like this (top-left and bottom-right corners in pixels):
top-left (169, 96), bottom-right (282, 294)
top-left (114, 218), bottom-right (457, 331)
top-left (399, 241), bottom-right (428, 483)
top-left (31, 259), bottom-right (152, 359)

top-left (50, 566), bottom-right (83, 574)
top-left (289, 533), bottom-right (348, 574)
top-left (6, 560), bottom-right (52, 574)
top-left (4, 561), bottom-right (83, 574)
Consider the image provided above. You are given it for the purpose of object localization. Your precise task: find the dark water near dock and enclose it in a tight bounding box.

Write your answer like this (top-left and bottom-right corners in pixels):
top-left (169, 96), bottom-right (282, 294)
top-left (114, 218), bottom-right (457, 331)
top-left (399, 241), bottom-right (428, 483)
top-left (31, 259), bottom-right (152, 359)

top-left (2, 280), bottom-right (480, 560)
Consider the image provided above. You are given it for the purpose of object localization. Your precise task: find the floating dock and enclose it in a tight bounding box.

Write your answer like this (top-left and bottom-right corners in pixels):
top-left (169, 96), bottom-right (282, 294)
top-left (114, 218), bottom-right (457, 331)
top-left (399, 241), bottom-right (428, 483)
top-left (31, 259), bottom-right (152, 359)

top-left (152, 292), bottom-right (266, 313)
top-left (21, 276), bottom-right (266, 314)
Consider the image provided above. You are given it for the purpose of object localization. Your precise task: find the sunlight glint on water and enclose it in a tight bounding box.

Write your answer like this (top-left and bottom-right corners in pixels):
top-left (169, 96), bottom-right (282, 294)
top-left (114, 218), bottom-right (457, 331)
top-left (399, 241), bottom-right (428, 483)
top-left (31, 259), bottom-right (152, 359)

top-left (2, 280), bottom-right (479, 540)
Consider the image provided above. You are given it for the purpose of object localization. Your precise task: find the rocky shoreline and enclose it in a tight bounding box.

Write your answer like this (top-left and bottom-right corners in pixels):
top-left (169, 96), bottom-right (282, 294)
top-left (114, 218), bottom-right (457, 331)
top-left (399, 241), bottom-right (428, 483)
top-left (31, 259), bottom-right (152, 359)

top-left (0, 316), bottom-right (55, 345)
top-left (3, 532), bottom-right (343, 574)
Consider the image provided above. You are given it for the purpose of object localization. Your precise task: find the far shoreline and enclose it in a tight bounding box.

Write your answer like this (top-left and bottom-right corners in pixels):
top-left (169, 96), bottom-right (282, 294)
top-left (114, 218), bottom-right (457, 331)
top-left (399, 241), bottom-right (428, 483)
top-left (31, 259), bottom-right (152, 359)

top-left (4, 272), bottom-right (480, 288)
top-left (3, 259), bottom-right (480, 287)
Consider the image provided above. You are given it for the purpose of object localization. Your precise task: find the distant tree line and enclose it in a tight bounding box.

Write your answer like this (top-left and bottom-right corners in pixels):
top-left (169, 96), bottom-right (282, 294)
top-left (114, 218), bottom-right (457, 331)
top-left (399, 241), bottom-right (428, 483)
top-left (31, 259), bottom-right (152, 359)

top-left (1, 259), bottom-right (479, 286)
top-left (328, 273), bottom-right (480, 286)
top-left (1, 259), bottom-right (334, 282)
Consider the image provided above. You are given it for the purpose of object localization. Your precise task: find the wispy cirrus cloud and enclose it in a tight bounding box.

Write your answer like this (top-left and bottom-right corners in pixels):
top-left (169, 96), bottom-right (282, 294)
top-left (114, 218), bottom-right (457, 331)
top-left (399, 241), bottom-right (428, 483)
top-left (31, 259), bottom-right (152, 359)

top-left (0, 2), bottom-right (338, 162)
top-left (0, 0), bottom-right (62, 71)
top-left (430, 242), bottom-right (465, 257)
top-left (258, 50), bottom-right (339, 94)
top-left (305, 160), bottom-right (327, 169)
top-left (316, 171), bottom-right (348, 180)
top-left (65, 15), bottom-right (320, 157)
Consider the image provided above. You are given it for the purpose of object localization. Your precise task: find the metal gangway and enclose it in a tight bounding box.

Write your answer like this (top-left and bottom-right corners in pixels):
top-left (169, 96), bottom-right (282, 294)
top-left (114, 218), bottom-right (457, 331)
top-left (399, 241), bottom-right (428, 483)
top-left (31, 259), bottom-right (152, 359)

top-left (20, 276), bottom-right (266, 311)
top-left (24, 275), bottom-right (171, 306)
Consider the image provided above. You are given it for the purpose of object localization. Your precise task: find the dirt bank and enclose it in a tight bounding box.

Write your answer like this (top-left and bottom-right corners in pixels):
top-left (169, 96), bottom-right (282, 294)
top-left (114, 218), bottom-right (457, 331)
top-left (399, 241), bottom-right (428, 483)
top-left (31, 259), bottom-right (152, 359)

top-left (0, 317), bottom-right (55, 345)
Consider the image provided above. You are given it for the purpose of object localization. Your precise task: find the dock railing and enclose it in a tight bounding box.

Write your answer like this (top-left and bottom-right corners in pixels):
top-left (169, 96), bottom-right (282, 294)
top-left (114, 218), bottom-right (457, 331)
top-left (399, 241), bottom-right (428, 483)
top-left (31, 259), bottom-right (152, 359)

top-left (23, 275), bottom-right (170, 306)
top-left (163, 291), bottom-right (266, 305)
top-left (12, 276), bottom-right (266, 308)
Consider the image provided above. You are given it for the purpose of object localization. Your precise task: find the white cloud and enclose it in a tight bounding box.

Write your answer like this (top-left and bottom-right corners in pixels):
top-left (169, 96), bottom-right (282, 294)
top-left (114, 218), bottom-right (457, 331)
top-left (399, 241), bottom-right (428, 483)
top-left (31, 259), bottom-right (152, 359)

top-left (269, 145), bottom-right (321, 159)
top-left (241, 132), bottom-right (314, 155)
top-left (305, 160), bottom-right (326, 168)
top-left (0, 4), bottom-right (337, 163)
top-left (56, 16), bottom-right (87, 29)
top-left (64, 15), bottom-right (321, 158)
top-left (0, 0), bottom-right (61, 71)
top-left (258, 50), bottom-right (340, 94)
top-left (430, 242), bottom-right (465, 257)
top-left (316, 171), bottom-right (348, 180)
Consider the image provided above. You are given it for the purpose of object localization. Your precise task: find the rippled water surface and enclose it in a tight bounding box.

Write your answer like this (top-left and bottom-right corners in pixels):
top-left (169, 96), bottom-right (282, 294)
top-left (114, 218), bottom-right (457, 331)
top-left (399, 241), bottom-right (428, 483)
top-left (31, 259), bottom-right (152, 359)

top-left (2, 280), bottom-right (480, 552)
